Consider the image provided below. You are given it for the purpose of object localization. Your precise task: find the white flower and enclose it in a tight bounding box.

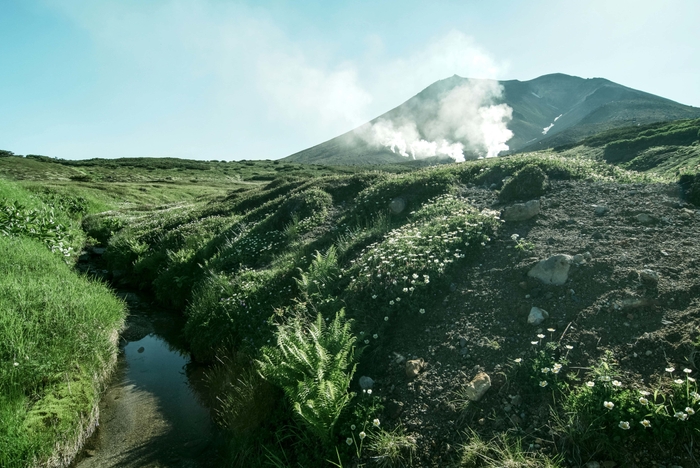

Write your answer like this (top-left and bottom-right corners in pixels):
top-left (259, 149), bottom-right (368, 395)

top-left (373, 334), bottom-right (378, 339)
top-left (402, 288), bottom-right (408, 293)
top-left (514, 358), bottom-right (523, 363)
top-left (389, 300), bottom-right (395, 305)
top-left (675, 379), bottom-right (684, 385)
top-left (537, 334), bottom-right (545, 339)
top-left (13, 362), bottom-right (19, 367)
top-left (396, 297), bottom-right (401, 302)
top-left (372, 295), bottom-right (377, 299)
top-left (359, 431), bottom-right (366, 439)
top-left (666, 367), bottom-right (675, 373)
top-left (604, 401), bottom-right (614, 410)
top-left (346, 437), bottom-right (353, 445)
top-left (639, 397), bottom-right (649, 405)
top-left (373, 418), bottom-right (380, 427)
top-left (565, 345), bottom-right (574, 350)
top-left (692, 391), bottom-right (700, 400)
top-left (419, 308), bottom-right (426, 314)
top-left (684, 368), bottom-right (693, 374)
top-left (599, 376), bottom-right (611, 382)
top-left (640, 419), bottom-right (651, 428)
top-left (612, 380), bottom-right (622, 387)
top-left (686, 407), bottom-right (695, 415)
top-left (541, 367), bottom-right (551, 374)
top-left (364, 339), bottom-right (369, 344)
top-left (547, 328), bottom-right (556, 332)
top-left (585, 381), bottom-right (595, 388)
top-left (531, 341), bottom-right (539, 345)
top-left (351, 424), bottom-right (356, 430)
top-left (675, 411), bottom-right (689, 421)
top-left (618, 421), bottom-right (630, 430)
top-left (539, 381), bottom-right (548, 387)
top-left (367, 389), bottom-right (372, 395)
top-left (639, 390), bottom-right (651, 396)
top-left (384, 316), bottom-right (389, 322)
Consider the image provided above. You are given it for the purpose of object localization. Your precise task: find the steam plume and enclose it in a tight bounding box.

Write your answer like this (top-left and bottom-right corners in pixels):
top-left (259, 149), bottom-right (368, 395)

top-left (358, 79), bottom-right (513, 162)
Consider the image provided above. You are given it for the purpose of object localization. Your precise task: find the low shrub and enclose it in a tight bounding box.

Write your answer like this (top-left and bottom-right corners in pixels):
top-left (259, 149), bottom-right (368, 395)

top-left (498, 164), bottom-right (549, 203)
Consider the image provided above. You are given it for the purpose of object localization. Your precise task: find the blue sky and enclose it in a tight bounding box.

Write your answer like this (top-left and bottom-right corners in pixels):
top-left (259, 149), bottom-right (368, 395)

top-left (1, 0), bottom-right (698, 160)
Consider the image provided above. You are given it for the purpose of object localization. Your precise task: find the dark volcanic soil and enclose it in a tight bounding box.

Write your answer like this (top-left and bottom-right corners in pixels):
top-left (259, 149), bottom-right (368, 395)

top-left (363, 180), bottom-right (700, 467)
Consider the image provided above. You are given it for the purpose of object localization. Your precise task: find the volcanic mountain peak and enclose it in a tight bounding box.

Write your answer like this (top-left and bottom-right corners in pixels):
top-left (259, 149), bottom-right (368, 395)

top-left (284, 73), bottom-right (700, 165)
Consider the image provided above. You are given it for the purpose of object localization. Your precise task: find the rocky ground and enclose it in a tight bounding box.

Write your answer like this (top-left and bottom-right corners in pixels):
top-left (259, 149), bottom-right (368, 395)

top-left (360, 180), bottom-right (700, 467)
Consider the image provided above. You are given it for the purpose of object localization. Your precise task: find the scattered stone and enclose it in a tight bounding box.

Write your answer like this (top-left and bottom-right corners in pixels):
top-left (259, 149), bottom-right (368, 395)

top-left (572, 253), bottom-right (585, 264)
top-left (405, 359), bottom-right (425, 379)
top-left (594, 205), bottom-right (608, 216)
top-left (528, 254), bottom-right (573, 285)
top-left (389, 197), bottom-right (406, 214)
top-left (636, 213), bottom-right (655, 224)
top-left (359, 376), bottom-right (374, 390)
top-left (528, 307), bottom-right (549, 326)
top-left (459, 337), bottom-right (467, 348)
top-left (386, 400), bottom-right (404, 419)
top-left (393, 352), bottom-right (406, 365)
top-left (503, 200), bottom-right (541, 222)
top-left (462, 372), bottom-right (491, 402)
top-left (510, 395), bottom-right (523, 407)
top-left (592, 231), bottom-right (604, 240)
top-left (645, 350), bottom-right (653, 356)
top-left (137, 347), bottom-right (145, 353)
top-left (86, 450), bottom-right (96, 457)
top-left (639, 269), bottom-right (659, 286)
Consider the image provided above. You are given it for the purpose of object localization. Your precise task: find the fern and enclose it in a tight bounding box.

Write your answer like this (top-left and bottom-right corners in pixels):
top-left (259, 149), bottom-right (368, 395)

top-left (258, 309), bottom-right (356, 444)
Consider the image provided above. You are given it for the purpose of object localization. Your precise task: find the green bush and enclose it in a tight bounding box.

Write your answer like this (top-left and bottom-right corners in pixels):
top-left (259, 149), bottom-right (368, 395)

top-left (498, 164), bottom-right (549, 203)
top-left (258, 310), bottom-right (357, 445)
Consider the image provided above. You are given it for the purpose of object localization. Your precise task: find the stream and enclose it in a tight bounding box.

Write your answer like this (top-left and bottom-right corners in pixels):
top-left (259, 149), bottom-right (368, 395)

top-left (74, 292), bottom-right (220, 468)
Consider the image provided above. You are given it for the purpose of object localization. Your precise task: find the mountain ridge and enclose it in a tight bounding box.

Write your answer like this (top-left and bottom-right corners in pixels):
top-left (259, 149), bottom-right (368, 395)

top-left (284, 73), bottom-right (700, 164)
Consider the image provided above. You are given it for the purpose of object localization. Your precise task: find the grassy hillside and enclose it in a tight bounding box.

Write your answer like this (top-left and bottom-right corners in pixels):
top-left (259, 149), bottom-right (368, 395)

top-left (0, 180), bottom-right (126, 468)
top-left (2, 123), bottom-right (700, 466)
top-left (79, 151), bottom-right (662, 466)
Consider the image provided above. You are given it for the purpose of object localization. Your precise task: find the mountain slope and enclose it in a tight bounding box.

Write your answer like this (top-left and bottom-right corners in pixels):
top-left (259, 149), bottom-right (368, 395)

top-left (284, 73), bottom-right (700, 165)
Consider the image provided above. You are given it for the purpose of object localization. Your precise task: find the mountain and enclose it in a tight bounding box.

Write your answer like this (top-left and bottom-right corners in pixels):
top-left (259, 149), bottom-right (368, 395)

top-left (283, 73), bottom-right (700, 164)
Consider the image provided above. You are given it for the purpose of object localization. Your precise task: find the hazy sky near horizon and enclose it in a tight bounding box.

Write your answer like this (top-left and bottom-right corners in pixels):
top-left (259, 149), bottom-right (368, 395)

top-left (1, 0), bottom-right (698, 160)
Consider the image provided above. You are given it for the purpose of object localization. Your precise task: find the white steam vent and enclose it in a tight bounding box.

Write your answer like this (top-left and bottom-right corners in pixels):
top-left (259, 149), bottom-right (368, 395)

top-left (357, 79), bottom-right (513, 161)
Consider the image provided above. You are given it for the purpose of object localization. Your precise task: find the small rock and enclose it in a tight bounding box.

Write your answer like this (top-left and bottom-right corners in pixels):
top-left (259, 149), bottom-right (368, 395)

top-left (86, 450), bottom-right (96, 458)
top-left (389, 197), bottom-right (406, 214)
top-left (137, 347), bottom-right (145, 353)
top-left (386, 400), bottom-right (404, 419)
top-left (639, 269), bottom-right (659, 285)
top-left (592, 231), bottom-right (604, 240)
top-left (91, 247), bottom-right (106, 255)
top-left (528, 254), bottom-right (573, 285)
top-left (528, 307), bottom-right (549, 325)
top-left (359, 376), bottom-right (374, 390)
top-left (405, 359), bottom-right (424, 379)
top-left (503, 404), bottom-right (512, 412)
top-left (459, 337), bottom-right (467, 348)
top-left (645, 350), bottom-right (653, 356)
top-left (594, 205), bottom-right (608, 216)
top-left (462, 372), bottom-right (491, 402)
top-left (393, 352), bottom-right (406, 365)
top-left (636, 213), bottom-right (655, 224)
top-left (572, 254), bottom-right (585, 264)
top-left (510, 395), bottom-right (523, 406)
top-left (503, 200), bottom-right (541, 222)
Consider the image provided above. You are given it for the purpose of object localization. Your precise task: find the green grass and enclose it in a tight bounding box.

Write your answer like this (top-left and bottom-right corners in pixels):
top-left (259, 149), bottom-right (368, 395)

top-left (0, 236), bottom-right (125, 468)
top-left (2, 120), bottom-right (699, 466)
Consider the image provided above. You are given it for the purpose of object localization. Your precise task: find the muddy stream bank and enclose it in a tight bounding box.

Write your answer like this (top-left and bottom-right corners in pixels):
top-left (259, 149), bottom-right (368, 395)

top-left (72, 279), bottom-right (222, 468)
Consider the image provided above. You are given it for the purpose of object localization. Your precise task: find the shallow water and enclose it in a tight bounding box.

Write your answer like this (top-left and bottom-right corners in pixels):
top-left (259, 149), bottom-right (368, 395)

top-left (76, 307), bottom-right (219, 468)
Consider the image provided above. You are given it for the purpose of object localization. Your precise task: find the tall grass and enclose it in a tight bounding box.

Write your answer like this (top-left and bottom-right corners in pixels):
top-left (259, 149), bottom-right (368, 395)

top-left (0, 236), bottom-right (125, 467)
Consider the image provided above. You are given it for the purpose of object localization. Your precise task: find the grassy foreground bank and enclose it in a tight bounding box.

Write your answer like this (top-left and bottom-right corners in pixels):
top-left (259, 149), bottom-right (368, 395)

top-left (0, 180), bottom-right (126, 468)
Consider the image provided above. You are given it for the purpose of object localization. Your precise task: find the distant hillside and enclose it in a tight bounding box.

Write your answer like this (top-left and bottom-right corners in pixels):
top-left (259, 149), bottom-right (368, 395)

top-left (284, 73), bottom-right (700, 165)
